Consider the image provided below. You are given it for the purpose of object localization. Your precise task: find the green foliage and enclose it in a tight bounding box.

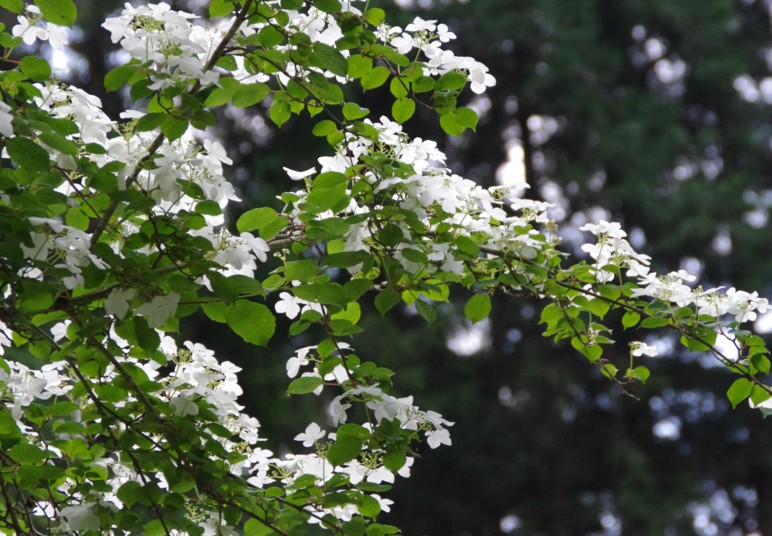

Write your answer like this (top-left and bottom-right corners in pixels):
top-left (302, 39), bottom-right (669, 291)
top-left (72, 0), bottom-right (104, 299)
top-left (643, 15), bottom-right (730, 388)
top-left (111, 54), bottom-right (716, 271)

top-left (34, 0), bottom-right (76, 26)
top-left (0, 0), bottom-right (768, 534)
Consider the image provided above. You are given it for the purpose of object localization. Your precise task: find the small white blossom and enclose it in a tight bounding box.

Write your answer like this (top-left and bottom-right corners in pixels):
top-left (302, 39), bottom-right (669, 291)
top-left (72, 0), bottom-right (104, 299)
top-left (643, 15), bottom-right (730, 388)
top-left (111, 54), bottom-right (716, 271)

top-left (136, 292), bottom-right (180, 328)
top-left (283, 166), bottom-right (316, 181)
top-left (59, 504), bottom-right (100, 532)
top-left (105, 288), bottom-right (136, 319)
top-left (631, 341), bottom-right (658, 358)
top-left (295, 422), bottom-right (326, 447)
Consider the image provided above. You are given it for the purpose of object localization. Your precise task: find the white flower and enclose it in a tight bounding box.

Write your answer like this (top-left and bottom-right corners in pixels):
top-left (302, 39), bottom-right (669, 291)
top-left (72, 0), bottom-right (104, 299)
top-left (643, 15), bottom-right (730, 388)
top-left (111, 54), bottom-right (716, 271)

top-left (406, 17), bottom-right (436, 33)
top-left (283, 166), bottom-right (316, 181)
top-left (329, 396), bottom-right (351, 426)
top-left (203, 139), bottom-right (232, 166)
top-left (59, 503), bottom-right (100, 532)
top-left (0, 101), bottom-right (13, 138)
top-left (12, 14), bottom-right (48, 46)
top-left (105, 288), bottom-right (136, 319)
top-left (50, 321), bottom-right (70, 343)
top-left (239, 232), bottom-right (270, 263)
top-left (630, 341), bottom-right (658, 358)
top-left (136, 292), bottom-right (180, 328)
top-left (275, 292), bottom-right (303, 319)
top-left (425, 428), bottom-right (452, 448)
top-left (286, 346), bottom-right (314, 377)
top-left (725, 288), bottom-right (769, 323)
top-left (294, 422), bottom-right (326, 447)
top-left (169, 395), bottom-right (200, 417)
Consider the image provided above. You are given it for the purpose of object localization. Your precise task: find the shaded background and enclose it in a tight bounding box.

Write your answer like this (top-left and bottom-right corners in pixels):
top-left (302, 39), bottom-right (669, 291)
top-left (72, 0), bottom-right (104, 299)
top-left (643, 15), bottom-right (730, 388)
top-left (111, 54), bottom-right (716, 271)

top-left (13, 0), bottom-right (772, 533)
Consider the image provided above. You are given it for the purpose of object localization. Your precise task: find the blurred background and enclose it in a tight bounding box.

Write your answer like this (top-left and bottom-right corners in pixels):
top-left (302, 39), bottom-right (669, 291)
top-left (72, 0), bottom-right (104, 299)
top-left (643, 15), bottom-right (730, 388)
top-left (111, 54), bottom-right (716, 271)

top-left (11, 0), bottom-right (772, 533)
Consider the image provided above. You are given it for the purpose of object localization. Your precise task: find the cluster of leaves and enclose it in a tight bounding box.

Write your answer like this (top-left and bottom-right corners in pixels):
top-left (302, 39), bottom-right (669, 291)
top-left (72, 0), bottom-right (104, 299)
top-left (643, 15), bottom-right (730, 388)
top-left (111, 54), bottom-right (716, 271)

top-left (0, 0), bottom-right (768, 535)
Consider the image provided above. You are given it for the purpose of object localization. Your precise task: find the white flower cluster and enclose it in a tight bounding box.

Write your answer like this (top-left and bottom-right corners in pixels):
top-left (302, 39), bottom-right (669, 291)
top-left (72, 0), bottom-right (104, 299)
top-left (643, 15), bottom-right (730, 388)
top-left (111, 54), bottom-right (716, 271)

top-left (581, 220), bottom-right (769, 324)
top-left (580, 220), bottom-right (651, 282)
top-left (381, 16), bottom-right (495, 94)
top-left (0, 360), bottom-right (70, 420)
top-left (286, 345), bottom-right (454, 449)
top-left (11, 4), bottom-right (69, 49)
top-left (23, 217), bottom-right (108, 289)
top-left (285, 115), bottom-right (552, 278)
top-left (103, 3), bottom-right (222, 90)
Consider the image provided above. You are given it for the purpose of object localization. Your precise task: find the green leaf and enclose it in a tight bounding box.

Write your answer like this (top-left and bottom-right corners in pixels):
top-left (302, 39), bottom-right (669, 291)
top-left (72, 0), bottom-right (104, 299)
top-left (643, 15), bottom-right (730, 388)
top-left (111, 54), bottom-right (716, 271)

top-left (312, 43), bottom-right (349, 77)
top-left (375, 288), bottom-right (402, 316)
top-left (750, 385), bottom-right (771, 406)
top-left (357, 494), bottom-right (381, 519)
top-left (454, 236), bottom-right (479, 257)
top-left (343, 102), bottom-right (369, 120)
top-left (313, 0), bottom-right (341, 13)
top-left (435, 71), bottom-right (467, 91)
top-left (144, 519), bottom-right (166, 536)
top-left (19, 56), bottom-right (51, 81)
top-left (161, 115), bottom-right (188, 141)
top-left (259, 25), bottom-right (285, 47)
top-left (392, 98), bottom-right (415, 124)
top-left (727, 378), bottom-right (753, 409)
top-left (621, 311), bottom-right (640, 329)
top-left (365, 524), bottom-right (400, 536)
top-left (135, 113), bottom-right (165, 132)
top-left (237, 207), bottom-right (285, 233)
top-left (285, 259), bottom-right (319, 282)
top-left (680, 334), bottom-right (712, 352)
top-left (0, 0), bottom-right (24, 14)
top-left (571, 336), bottom-right (603, 362)
top-left (225, 301), bottom-right (276, 346)
top-left (307, 73), bottom-right (345, 104)
top-left (117, 481), bottom-right (145, 507)
top-left (203, 301), bottom-right (228, 323)
top-left (209, 274), bottom-right (265, 301)
top-left (313, 119), bottom-right (338, 136)
top-left (6, 137), bottom-right (50, 170)
top-left (382, 450), bottom-right (406, 472)
top-left (343, 519), bottom-right (367, 536)
top-left (269, 100), bottom-right (291, 127)
top-left (133, 317), bottom-right (160, 352)
top-left (244, 518), bottom-right (275, 536)
top-left (415, 300), bottom-right (436, 324)
top-left (640, 316), bottom-right (669, 329)
top-left (209, 0), bottom-right (234, 17)
top-left (34, 0), bottom-right (77, 26)
top-left (327, 435), bottom-right (362, 466)
top-left (751, 354), bottom-right (771, 375)
top-left (195, 199), bottom-right (221, 216)
top-left (390, 77), bottom-right (409, 99)
top-left (287, 376), bottom-right (324, 395)
top-left (104, 64), bottom-right (136, 92)
top-left (464, 294), bottom-right (491, 323)
top-left (306, 172), bottom-right (348, 212)
top-left (231, 83), bottom-right (270, 108)
top-left (365, 8), bottom-right (386, 26)
top-left (439, 107), bottom-right (479, 136)
top-left (348, 55), bottom-right (373, 79)
top-left (587, 299), bottom-right (610, 319)
top-left (0, 411), bottom-right (20, 437)
top-left (627, 365), bottom-right (650, 384)
top-left (360, 66), bottom-right (390, 91)
top-left (292, 283), bottom-right (345, 306)
top-left (9, 443), bottom-right (47, 463)
top-left (39, 131), bottom-right (78, 156)
top-left (324, 251), bottom-right (372, 269)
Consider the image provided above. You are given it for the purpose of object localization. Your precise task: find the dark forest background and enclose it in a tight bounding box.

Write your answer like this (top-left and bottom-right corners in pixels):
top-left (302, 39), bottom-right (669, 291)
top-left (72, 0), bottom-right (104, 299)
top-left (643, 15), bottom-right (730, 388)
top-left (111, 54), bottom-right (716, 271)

top-left (10, 0), bottom-right (772, 533)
